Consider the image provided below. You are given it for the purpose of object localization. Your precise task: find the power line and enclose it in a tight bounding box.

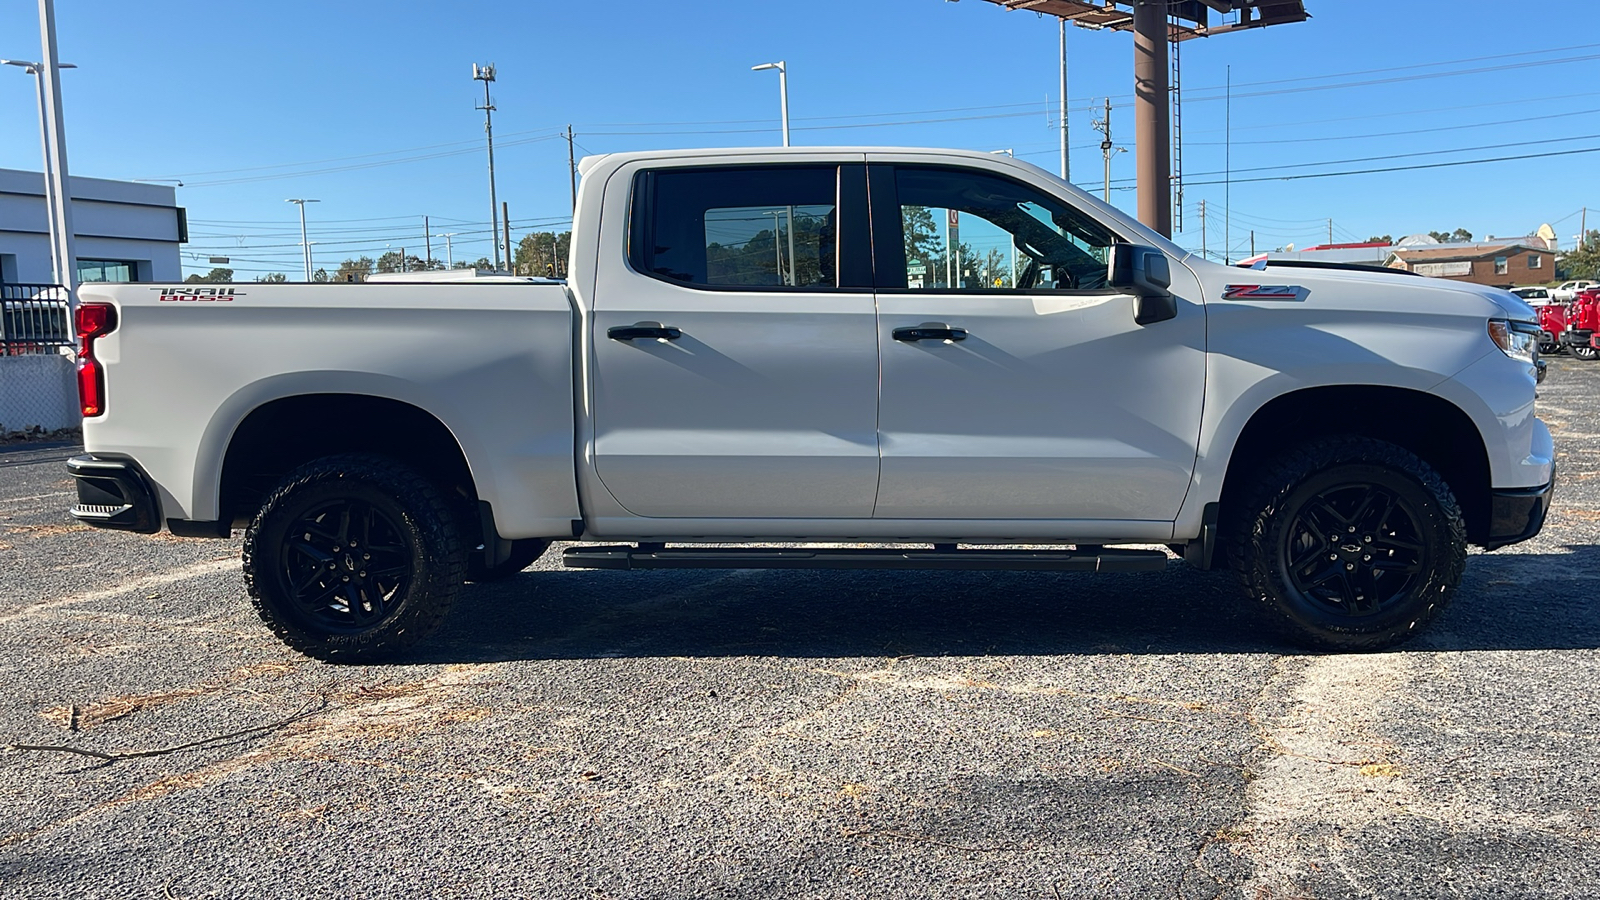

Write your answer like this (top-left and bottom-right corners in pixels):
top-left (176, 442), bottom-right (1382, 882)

top-left (1185, 145), bottom-right (1600, 187)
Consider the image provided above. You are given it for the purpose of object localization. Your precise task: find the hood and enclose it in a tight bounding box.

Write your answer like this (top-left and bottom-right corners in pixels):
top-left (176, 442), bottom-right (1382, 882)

top-left (1192, 259), bottom-right (1537, 321)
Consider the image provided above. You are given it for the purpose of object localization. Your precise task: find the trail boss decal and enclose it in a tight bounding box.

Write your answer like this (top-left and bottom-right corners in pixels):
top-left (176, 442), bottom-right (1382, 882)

top-left (1222, 284), bottom-right (1304, 301)
top-left (152, 287), bottom-right (241, 301)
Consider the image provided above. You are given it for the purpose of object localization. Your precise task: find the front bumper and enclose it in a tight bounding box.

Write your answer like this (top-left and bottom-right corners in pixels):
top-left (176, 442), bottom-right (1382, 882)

top-left (1482, 478), bottom-right (1554, 551)
top-left (66, 455), bottom-right (161, 534)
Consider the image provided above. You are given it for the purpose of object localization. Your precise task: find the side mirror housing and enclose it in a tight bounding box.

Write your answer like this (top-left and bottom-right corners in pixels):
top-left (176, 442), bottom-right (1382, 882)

top-left (1108, 243), bottom-right (1177, 325)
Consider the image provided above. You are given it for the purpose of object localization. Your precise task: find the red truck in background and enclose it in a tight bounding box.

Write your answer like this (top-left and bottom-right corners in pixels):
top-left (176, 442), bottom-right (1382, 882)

top-left (1564, 288), bottom-right (1600, 361)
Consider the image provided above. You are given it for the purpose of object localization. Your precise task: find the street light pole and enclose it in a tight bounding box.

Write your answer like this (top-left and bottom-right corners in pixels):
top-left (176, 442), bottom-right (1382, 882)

top-left (441, 233), bottom-right (456, 268)
top-left (285, 199), bottom-right (319, 281)
top-left (2, 57), bottom-right (75, 286)
top-left (35, 0), bottom-right (76, 296)
top-left (751, 61), bottom-right (789, 147)
top-left (474, 63), bottom-right (502, 270)
top-left (1059, 18), bottom-right (1070, 182)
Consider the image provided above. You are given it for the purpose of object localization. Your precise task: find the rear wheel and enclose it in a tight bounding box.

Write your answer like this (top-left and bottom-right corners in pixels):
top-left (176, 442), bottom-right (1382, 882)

top-left (1226, 437), bottom-right (1466, 651)
top-left (242, 454), bottom-right (465, 662)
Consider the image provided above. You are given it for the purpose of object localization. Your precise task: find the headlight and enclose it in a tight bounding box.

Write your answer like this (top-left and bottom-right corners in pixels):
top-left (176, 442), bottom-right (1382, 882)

top-left (1488, 319), bottom-right (1540, 364)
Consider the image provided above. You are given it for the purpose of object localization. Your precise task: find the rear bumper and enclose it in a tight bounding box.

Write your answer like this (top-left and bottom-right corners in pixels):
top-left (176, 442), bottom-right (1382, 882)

top-left (1482, 478), bottom-right (1554, 551)
top-left (66, 455), bottom-right (161, 533)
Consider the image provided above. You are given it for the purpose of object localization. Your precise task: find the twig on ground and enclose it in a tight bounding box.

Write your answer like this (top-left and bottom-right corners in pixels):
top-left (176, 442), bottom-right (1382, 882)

top-left (7, 697), bottom-right (326, 764)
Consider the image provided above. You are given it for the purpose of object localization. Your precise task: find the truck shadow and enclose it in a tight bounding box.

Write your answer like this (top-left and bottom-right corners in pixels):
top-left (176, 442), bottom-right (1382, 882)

top-left (416, 543), bottom-right (1600, 662)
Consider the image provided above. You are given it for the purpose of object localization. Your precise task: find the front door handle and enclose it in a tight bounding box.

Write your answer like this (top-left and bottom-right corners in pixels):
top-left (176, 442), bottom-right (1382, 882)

top-left (608, 321), bottom-right (682, 342)
top-left (893, 323), bottom-right (968, 342)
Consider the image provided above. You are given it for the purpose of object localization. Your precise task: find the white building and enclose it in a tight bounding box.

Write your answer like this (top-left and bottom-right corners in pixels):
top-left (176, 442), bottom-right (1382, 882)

top-left (0, 167), bottom-right (184, 284)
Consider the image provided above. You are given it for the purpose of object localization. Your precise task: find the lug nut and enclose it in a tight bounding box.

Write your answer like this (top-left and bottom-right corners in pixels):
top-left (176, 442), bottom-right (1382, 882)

top-left (363, 553), bottom-right (371, 560)
top-left (1348, 526), bottom-right (1357, 533)
top-left (1329, 554), bottom-right (1338, 561)
top-left (342, 575), bottom-right (350, 582)
top-left (1346, 563), bottom-right (1355, 571)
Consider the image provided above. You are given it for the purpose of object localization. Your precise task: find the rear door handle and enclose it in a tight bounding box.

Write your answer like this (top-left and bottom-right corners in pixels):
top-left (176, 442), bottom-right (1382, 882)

top-left (893, 323), bottom-right (967, 342)
top-left (608, 321), bottom-right (681, 342)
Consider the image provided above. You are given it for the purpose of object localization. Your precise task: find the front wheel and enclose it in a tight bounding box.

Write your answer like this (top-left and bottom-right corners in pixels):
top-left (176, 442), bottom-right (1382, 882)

top-left (242, 454), bottom-right (466, 662)
top-left (1574, 343), bottom-right (1599, 361)
top-left (1226, 437), bottom-right (1466, 651)
top-left (1538, 341), bottom-right (1561, 355)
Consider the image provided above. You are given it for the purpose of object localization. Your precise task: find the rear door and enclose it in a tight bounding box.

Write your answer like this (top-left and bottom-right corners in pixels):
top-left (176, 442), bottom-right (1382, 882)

top-left (589, 160), bottom-right (881, 519)
top-left (867, 161), bottom-right (1206, 522)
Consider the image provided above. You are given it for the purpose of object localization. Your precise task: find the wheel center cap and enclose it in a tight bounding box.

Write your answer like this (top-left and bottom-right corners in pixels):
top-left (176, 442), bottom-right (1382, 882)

top-left (343, 553), bottom-right (356, 571)
top-left (1341, 543), bottom-right (1361, 554)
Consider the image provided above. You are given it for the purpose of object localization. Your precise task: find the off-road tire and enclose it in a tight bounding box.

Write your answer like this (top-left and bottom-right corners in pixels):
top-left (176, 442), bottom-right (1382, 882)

top-left (1225, 437), bottom-right (1466, 651)
top-left (465, 538), bottom-right (550, 583)
top-left (1574, 344), bottom-right (1599, 361)
top-left (243, 453), bottom-right (465, 662)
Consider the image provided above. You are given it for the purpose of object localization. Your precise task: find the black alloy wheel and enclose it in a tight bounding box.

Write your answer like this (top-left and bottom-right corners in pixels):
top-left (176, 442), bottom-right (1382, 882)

top-left (1227, 437), bottom-right (1466, 651)
top-left (277, 498), bottom-right (413, 632)
top-left (243, 454), bottom-right (464, 662)
top-left (1280, 481), bottom-right (1425, 618)
top-left (1574, 344), bottom-right (1599, 361)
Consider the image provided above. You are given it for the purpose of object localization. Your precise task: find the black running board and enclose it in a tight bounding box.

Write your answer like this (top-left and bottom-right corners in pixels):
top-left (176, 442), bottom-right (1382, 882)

top-left (563, 545), bottom-right (1168, 573)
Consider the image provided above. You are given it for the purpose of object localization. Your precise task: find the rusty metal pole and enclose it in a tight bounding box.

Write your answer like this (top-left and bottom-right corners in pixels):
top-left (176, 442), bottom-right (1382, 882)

top-left (1132, 0), bottom-right (1171, 238)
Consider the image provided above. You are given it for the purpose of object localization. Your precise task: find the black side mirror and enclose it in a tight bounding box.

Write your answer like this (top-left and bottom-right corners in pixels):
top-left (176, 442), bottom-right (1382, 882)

top-left (1108, 243), bottom-right (1177, 325)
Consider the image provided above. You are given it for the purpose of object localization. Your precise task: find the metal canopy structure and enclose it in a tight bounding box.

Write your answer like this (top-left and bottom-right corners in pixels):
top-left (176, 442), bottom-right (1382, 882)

top-left (978, 0), bottom-right (1310, 238)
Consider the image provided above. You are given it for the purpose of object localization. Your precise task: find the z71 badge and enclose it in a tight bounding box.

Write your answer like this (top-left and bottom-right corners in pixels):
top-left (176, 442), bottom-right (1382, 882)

top-left (151, 287), bottom-right (241, 301)
top-left (1222, 284), bottom-right (1304, 301)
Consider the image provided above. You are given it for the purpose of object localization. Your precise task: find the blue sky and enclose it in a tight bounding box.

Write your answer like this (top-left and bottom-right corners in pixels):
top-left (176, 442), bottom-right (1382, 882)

top-left (2, 0), bottom-right (1596, 278)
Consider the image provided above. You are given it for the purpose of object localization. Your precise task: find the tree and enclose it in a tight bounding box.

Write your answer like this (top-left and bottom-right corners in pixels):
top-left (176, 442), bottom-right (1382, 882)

top-left (1428, 228), bottom-right (1473, 243)
top-left (254, 272), bottom-right (288, 283)
top-left (902, 205), bottom-right (946, 287)
top-left (1365, 235), bottom-right (1393, 245)
top-left (312, 268), bottom-right (330, 283)
top-left (334, 257), bottom-right (374, 283)
top-left (1557, 229), bottom-right (1600, 281)
top-left (184, 267), bottom-right (233, 283)
top-left (514, 231), bottom-right (572, 276)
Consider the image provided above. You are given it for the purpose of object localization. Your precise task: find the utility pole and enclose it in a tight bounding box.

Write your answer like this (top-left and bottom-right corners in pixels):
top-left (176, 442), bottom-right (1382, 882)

top-left (424, 216), bottom-right (431, 270)
top-left (1199, 199), bottom-right (1207, 261)
top-left (1059, 18), bottom-right (1069, 182)
top-left (502, 201), bottom-right (512, 274)
top-left (1251, 230), bottom-right (1255, 257)
top-left (473, 63), bottom-right (501, 270)
top-left (1583, 207), bottom-right (1589, 249)
top-left (567, 125), bottom-right (578, 213)
top-left (1328, 219), bottom-right (1334, 245)
top-left (400, 247), bottom-right (406, 274)
top-left (442, 233), bottom-right (456, 269)
top-left (1092, 98), bottom-right (1116, 205)
top-left (286, 199), bottom-right (318, 281)
top-left (34, 0), bottom-right (77, 296)
top-left (1224, 65), bottom-right (1231, 265)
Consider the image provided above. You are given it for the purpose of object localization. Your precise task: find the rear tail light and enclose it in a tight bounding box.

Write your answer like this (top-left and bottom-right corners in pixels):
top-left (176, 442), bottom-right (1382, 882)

top-left (75, 302), bottom-right (117, 417)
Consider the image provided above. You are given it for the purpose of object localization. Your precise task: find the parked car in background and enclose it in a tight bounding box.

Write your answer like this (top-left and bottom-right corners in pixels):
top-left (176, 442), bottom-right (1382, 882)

top-left (1555, 280), bottom-right (1600, 303)
top-left (1514, 288), bottom-right (1565, 355)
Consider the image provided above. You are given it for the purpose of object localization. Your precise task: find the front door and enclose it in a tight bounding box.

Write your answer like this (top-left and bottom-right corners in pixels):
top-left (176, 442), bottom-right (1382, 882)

top-left (590, 162), bottom-right (881, 519)
top-left (868, 162), bottom-right (1206, 522)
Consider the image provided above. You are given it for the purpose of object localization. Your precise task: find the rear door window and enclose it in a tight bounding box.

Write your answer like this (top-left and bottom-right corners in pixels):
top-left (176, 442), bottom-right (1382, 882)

top-left (631, 166), bottom-right (844, 290)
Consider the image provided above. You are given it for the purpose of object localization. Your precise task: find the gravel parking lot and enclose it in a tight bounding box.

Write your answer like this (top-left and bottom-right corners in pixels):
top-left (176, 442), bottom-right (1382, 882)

top-left (1, 359), bottom-right (1596, 899)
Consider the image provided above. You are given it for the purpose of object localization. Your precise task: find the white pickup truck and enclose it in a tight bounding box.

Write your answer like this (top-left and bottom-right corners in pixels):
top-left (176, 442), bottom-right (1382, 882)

top-left (66, 147), bottom-right (1553, 661)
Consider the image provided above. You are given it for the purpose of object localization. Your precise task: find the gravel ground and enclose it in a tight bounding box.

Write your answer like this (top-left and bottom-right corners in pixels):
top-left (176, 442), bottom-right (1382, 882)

top-left (0, 361), bottom-right (1596, 899)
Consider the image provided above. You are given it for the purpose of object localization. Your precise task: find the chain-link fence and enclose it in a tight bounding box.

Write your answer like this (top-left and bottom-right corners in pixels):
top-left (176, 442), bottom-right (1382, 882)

top-left (0, 283), bottom-right (79, 436)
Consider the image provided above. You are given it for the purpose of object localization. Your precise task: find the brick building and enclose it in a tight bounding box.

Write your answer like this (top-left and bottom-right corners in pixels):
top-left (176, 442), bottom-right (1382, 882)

top-left (1384, 242), bottom-right (1554, 288)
